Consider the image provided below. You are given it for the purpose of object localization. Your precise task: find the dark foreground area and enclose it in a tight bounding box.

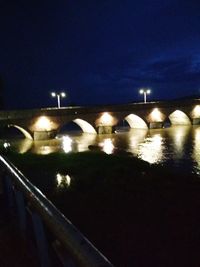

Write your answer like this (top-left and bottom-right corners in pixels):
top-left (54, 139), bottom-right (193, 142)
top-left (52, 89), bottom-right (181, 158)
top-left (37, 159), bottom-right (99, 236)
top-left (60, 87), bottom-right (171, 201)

top-left (0, 194), bottom-right (38, 267)
top-left (5, 151), bottom-right (200, 267)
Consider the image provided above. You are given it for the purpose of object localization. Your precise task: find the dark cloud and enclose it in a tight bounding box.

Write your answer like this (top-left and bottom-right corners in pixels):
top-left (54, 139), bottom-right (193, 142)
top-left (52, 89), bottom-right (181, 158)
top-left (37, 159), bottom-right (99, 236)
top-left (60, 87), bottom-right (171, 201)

top-left (80, 54), bottom-right (200, 103)
top-left (133, 56), bottom-right (200, 83)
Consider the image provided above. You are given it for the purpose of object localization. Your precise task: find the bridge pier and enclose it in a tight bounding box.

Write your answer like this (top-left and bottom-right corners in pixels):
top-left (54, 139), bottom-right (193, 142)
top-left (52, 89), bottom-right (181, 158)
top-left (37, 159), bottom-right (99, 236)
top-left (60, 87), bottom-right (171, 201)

top-left (192, 118), bottom-right (200, 125)
top-left (149, 122), bottom-right (163, 129)
top-left (33, 130), bottom-right (57, 140)
top-left (97, 126), bottom-right (115, 134)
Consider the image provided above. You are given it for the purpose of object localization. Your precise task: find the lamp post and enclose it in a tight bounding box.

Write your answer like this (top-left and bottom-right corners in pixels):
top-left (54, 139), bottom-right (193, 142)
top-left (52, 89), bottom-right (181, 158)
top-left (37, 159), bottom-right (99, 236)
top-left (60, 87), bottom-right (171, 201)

top-left (51, 92), bottom-right (66, 108)
top-left (139, 89), bottom-right (151, 103)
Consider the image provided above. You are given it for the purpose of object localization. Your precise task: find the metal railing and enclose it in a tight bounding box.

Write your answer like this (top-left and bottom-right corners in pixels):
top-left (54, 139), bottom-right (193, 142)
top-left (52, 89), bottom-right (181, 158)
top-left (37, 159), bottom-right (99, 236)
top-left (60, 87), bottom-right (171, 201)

top-left (0, 155), bottom-right (114, 267)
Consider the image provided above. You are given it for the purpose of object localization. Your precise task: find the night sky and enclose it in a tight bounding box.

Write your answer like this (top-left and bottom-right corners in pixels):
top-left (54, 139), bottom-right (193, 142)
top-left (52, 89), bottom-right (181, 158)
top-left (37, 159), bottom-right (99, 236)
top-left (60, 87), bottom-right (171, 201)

top-left (1, 0), bottom-right (200, 109)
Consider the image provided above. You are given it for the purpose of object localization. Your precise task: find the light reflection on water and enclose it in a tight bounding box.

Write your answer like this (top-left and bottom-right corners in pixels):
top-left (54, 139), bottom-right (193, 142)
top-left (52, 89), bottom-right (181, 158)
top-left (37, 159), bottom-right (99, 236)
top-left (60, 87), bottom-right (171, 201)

top-left (56, 173), bottom-right (71, 188)
top-left (193, 127), bottom-right (200, 174)
top-left (62, 136), bottom-right (73, 153)
top-left (137, 134), bottom-right (164, 164)
top-left (169, 126), bottom-right (190, 159)
top-left (4, 125), bottom-right (200, 174)
top-left (99, 139), bottom-right (114, 154)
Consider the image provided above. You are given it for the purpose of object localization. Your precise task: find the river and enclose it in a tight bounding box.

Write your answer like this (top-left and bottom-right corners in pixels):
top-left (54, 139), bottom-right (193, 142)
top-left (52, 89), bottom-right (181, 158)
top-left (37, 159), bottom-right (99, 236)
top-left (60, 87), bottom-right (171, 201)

top-left (2, 125), bottom-right (200, 175)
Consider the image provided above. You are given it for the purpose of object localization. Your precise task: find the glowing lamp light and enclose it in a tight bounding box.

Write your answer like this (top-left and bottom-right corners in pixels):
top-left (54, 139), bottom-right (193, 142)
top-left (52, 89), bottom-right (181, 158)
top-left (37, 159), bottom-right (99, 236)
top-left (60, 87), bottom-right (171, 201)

top-left (60, 92), bottom-right (66, 97)
top-left (151, 108), bottom-right (162, 122)
top-left (51, 91), bottom-right (66, 108)
top-left (51, 92), bottom-right (66, 98)
top-left (35, 116), bottom-right (51, 131)
top-left (139, 89), bottom-right (151, 94)
top-left (139, 88), bottom-right (151, 103)
top-left (100, 112), bottom-right (113, 125)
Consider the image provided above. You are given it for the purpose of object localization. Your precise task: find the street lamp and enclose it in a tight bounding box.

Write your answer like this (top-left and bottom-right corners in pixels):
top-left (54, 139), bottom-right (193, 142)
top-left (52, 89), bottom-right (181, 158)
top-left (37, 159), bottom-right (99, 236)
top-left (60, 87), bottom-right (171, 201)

top-left (139, 89), bottom-right (151, 103)
top-left (51, 92), bottom-right (66, 108)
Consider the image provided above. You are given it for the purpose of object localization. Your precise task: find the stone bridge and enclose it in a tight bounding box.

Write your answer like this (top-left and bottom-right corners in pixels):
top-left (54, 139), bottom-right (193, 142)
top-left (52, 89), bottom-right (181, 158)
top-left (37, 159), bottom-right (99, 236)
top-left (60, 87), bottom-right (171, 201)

top-left (1, 98), bottom-right (200, 140)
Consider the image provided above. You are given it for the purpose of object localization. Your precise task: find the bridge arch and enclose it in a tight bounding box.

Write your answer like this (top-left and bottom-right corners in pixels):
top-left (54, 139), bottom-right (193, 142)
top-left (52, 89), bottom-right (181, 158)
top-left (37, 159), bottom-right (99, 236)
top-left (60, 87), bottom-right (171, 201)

top-left (8, 124), bottom-right (33, 140)
top-left (125, 114), bottom-right (148, 129)
top-left (59, 119), bottom-right (96, 134)
top-left (73, 119), bottom-right (96, 133)
top-left (168, 110), bottom-right (191, 125)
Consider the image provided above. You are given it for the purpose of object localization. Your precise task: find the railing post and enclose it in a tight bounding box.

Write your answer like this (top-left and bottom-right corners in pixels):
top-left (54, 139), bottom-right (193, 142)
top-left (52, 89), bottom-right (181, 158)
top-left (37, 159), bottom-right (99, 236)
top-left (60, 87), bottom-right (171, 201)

top-left (31, 211), bottom-right (51, 267)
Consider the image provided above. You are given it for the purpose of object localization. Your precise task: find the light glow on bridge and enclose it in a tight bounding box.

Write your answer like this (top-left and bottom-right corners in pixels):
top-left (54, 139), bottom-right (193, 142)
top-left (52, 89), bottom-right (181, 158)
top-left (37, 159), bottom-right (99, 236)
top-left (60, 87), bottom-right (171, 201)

top-left (100, 112), bottom-right (114, 125)
top-left (35, 116), bottom-right (52, 131)
top-left (150, 108), bottom-right (163, 122)
top-left (193, 105), bottom-right (200, 117)
top-left (169, 110), bottom-right (191, 125)
top-left (73, 119), bottom-right (96, 134)
top-left (125, 114), bottom-right (147, 129)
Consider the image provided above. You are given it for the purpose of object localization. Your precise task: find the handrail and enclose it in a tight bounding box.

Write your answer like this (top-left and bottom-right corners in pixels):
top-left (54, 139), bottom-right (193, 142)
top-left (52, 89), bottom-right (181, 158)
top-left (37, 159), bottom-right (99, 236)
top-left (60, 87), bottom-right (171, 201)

top-left (0, 155), bottom-right (114, 267)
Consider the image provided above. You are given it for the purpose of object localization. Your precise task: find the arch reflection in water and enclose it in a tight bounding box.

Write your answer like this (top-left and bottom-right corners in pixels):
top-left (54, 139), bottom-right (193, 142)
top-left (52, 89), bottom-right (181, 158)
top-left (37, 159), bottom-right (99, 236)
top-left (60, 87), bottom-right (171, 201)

top-left (60, 133), bottom-right (97, 153)
top-left (128, 129), bottom-right (148, 156)
top-left (169, 126), bottom-right (190, 158)
top-left (35, 145), bottom-right (57, 155)
top-left (74, 133), bottom-right (97, 152)
top-left (32, 139), bottom-right (61, 155)
top-left (10, 139), bottom-right (33, 154)
top-left (137, 133), bottom-right (164, 164)
top-left (56, 173), bottom-right (71, 188)
top-left (4, 139), bottom-right (58, 154)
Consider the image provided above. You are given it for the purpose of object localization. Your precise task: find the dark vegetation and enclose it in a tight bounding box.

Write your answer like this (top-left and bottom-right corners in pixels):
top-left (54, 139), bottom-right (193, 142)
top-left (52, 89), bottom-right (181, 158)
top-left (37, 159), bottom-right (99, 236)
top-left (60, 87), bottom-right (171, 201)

top-left (5, 151), bottom-right (200, 267)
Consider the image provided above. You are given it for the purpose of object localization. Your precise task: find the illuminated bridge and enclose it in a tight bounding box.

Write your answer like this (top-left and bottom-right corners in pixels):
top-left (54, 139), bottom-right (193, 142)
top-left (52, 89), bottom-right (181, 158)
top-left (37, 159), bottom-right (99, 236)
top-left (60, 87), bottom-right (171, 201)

top-left (1, 98), bottom-right (200, 140)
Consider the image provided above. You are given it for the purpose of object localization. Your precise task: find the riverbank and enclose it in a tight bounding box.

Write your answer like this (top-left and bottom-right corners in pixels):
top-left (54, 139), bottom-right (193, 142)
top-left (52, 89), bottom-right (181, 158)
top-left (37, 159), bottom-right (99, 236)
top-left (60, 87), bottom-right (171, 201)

top-left (4, 151), bottom-right (200, 267)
